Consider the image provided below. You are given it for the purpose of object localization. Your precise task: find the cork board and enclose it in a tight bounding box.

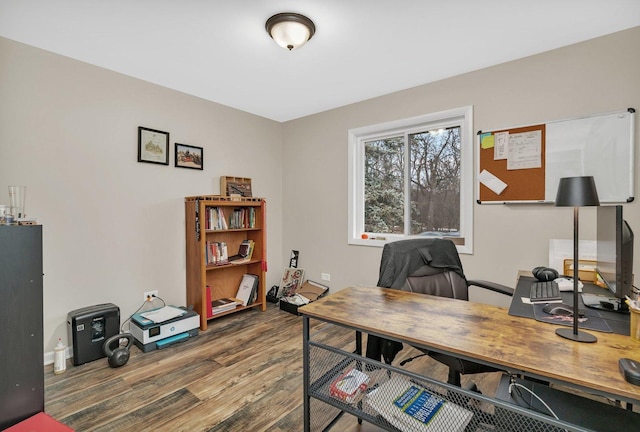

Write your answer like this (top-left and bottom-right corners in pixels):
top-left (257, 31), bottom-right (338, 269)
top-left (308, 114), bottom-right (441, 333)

top-left (477, 109), bottom-right (635, 204)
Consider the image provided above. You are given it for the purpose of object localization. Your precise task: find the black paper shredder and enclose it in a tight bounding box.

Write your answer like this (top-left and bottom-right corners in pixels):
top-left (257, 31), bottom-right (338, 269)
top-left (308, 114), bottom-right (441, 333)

top-left (67, 303), bottom-right (120, 366)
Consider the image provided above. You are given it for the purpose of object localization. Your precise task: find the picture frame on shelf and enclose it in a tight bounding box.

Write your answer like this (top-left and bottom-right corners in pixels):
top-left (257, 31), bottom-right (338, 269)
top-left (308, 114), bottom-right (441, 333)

top-left (138, 126), bottom-right (169, 165)
top-left (220, 176), bottom-right (252, 197)
top-left (175, 143), bottom-right (203, 170)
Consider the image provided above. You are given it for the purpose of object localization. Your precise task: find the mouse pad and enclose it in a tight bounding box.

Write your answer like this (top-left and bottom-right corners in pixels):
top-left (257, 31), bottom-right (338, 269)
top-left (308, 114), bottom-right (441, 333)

top-left (532, 304), bottom-right (613, 333)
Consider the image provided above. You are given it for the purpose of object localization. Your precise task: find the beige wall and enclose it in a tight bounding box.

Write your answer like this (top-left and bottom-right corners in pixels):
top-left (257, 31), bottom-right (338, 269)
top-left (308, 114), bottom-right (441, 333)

top-left (1, 26), bottom-right (639, 358)
top-left (281, 26), bottom-right (640, 302)
top-left (0, 37), bottom-right (285, 353)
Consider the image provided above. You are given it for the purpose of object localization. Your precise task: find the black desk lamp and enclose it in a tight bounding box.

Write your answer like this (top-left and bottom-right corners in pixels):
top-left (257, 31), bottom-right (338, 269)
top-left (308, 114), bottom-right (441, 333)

top-left (555, 176), bottom-right (600, 343)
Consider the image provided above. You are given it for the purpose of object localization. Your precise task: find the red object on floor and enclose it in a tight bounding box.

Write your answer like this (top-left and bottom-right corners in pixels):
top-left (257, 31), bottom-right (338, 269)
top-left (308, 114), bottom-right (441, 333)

top-left (5, 412), bottom-right (74, 431)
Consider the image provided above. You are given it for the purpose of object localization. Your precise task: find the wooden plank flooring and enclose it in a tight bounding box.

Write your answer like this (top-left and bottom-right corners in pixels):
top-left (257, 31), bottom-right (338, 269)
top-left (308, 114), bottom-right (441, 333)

top-left (45, 303), bottom-right (501, 431)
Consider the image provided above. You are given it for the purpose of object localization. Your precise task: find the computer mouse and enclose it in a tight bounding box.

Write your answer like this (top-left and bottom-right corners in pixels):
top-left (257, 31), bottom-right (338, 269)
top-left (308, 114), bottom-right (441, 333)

top-left (543, 303), bottom-right (585, 317)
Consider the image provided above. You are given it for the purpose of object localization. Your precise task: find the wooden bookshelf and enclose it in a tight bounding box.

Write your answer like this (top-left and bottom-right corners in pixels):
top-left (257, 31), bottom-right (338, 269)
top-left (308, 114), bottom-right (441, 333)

top-left (185, 195), bottom-right (266, 330)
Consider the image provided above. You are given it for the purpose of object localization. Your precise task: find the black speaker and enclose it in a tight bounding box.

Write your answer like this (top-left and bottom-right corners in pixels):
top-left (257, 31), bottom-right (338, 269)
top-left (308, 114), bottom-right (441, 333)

top-left (103, 333), bottom-right (134, 368)
top-left (532, 266), bottom-right (559, 282)
top-left (67, 303), bottom-right (120, 366)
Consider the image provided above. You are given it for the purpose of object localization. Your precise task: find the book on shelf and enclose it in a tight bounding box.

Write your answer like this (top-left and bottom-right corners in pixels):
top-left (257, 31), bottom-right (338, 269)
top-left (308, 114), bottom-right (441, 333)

top-left (236, 273), bottom-right (259, 306)
top-left (228, 207), bottom-right (256, 229)
top-left (329, 368), bottom-right (369, 404)
top-left (206, 285), bottom-right (213, 318)
top-left (229, 239), bottom-right (255, 264)
top-left (367, 376), bottom-right (472, 432)
top-left (205, 207), bottom-right (228, 230)
top-left (211, 297), bottom-right (241, 314)
top-left (205, 241), bottom-right (229, 265)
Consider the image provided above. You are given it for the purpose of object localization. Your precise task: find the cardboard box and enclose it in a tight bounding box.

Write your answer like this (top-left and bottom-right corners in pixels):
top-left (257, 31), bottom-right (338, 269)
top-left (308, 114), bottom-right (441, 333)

top-left (563, 259), bottom-right (598, 283)
top-left (279, 300), bottom-right (303, 316)
top-left (279, 280), bottom-right (329, 316)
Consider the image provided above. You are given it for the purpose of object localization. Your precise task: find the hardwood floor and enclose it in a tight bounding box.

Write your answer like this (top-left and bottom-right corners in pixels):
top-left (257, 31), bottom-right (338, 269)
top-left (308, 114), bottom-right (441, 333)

top-left (44, 303), bottom-right (500, 431)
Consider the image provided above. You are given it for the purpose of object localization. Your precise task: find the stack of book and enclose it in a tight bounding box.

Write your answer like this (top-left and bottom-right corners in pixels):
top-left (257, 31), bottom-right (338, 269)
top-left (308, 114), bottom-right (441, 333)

top-left (211, 298), bottom-right (241, 315)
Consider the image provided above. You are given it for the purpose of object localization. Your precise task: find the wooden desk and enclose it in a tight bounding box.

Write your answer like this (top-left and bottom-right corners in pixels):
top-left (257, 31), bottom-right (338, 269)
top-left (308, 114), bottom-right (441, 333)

top-left (300, 286), bottom-right (640, 431)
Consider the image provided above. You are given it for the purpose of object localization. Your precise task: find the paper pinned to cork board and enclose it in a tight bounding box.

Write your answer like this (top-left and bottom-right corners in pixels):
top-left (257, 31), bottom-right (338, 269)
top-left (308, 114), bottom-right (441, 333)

top-left (478, 169), bottom-right (508, 195)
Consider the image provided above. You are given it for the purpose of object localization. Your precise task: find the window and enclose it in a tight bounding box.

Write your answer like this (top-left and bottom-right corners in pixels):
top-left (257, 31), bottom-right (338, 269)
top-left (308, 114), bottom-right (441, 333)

top-left (348, 106), bottom-right (473, 254)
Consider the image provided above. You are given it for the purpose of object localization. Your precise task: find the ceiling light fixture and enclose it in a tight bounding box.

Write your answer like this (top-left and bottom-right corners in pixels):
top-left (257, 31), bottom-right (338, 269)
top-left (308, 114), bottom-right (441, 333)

top-left (266, 12), bottom-right (315, 51)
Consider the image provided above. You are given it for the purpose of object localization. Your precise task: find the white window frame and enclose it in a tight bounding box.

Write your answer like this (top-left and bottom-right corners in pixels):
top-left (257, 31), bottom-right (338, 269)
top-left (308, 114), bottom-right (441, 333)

top-left (348, 105), bottom-right (474, 254)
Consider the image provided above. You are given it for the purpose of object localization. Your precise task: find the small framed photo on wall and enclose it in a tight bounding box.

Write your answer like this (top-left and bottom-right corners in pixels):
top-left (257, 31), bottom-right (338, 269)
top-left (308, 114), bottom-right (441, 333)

top-left (138, 126), bottom-right (169, 165)
top-left (175, 143), bottom-right (203, 170)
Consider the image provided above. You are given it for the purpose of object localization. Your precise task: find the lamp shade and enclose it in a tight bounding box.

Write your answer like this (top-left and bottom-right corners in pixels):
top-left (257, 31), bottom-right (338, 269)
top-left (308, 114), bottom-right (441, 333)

top-left (266, 13), bottom-right (315, 51)
top-left (555, 176), bottom-right (600, 207)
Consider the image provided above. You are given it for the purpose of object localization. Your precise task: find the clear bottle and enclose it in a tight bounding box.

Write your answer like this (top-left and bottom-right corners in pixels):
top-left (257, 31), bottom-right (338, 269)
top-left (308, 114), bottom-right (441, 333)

top-left (54, 338), bottom-right (66, 374)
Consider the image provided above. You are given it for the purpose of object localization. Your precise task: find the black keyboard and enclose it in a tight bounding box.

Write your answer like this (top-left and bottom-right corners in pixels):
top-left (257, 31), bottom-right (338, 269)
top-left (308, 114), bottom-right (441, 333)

top-left (530, 280), bottom-right (562, 302)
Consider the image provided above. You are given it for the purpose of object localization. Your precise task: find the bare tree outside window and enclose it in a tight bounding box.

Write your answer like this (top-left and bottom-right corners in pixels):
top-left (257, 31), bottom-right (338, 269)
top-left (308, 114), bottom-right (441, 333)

top-left (364, 127), bottom-right (461, 236)
top-left (409, 127), bottom-right (461, 235)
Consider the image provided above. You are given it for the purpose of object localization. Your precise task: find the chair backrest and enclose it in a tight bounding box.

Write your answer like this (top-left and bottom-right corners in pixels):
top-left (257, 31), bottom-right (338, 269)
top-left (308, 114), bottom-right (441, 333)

top-left (405, 265), bottom-right (469, 300)
top-left (377, 238), bottom-right (469, 300)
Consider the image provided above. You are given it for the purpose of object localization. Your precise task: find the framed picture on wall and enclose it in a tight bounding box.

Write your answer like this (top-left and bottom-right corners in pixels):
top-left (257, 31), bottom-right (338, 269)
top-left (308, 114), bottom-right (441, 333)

top-left (175, 143), bottom-right (203, 170)
top-left (138, 126), bottom-right (169, 165)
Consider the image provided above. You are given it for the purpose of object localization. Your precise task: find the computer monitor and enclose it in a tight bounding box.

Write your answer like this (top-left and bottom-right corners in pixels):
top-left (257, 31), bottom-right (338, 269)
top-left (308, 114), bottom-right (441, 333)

top-left (595, 205), bottom-right (634, 311)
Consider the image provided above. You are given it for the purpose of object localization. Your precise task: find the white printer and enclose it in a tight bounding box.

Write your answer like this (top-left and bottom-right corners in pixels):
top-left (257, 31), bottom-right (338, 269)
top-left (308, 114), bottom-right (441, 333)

top-left (130, 306), bottom-right (199, 352)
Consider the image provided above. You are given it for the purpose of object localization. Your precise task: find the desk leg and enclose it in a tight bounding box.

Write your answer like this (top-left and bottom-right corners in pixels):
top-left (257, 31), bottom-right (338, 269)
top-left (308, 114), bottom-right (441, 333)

top-left (355, 330), bottom-right (363, 425)
top-left (303, 316), bottom-right (310, 432)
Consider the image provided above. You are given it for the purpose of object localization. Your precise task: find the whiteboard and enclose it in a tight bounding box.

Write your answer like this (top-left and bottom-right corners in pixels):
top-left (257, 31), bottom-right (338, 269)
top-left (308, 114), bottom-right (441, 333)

top-left (545, 109), bottom-right (635, 203)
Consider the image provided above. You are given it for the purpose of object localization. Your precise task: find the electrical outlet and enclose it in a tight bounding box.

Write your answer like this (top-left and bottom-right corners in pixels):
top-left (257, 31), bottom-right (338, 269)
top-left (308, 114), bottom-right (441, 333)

top-left (321, 273), bottom-right (331, 281)
top-left (143, 290), bottom-right (158, 302)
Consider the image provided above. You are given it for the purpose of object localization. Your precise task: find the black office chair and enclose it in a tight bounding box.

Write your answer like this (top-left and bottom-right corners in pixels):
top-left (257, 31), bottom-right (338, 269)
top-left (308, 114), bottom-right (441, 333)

top-left (366, 238), bottom-right (514, 391)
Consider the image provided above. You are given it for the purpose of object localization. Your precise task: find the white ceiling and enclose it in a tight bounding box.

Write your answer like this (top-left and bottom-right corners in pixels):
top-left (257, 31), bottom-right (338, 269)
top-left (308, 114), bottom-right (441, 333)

top-left (2, 1), bottom-right (640, 122)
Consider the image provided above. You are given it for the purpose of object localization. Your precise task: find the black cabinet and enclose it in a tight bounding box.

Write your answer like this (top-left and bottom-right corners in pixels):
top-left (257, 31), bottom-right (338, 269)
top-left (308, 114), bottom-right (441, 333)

top-left (0, 225), bottom-right (44, 429)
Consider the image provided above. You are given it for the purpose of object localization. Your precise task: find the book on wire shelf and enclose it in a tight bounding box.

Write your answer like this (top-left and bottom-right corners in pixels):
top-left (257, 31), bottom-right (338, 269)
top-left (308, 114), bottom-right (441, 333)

top-left (329, 368), bottom-right (369, 404)
top-left (367, 376), bottom-right (472, 432)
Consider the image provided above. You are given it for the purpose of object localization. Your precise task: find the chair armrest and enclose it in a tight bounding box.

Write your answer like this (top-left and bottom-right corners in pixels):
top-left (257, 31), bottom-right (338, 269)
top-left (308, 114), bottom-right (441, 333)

top-left (467, 280), bottom-right (514, 297)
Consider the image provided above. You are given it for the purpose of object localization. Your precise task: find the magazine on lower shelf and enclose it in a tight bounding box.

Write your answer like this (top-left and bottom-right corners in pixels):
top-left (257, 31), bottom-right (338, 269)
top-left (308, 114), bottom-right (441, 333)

top-left (367, 376), bottom-right (473, 432)
top-left (236, 274), bottom-right (259, 306)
